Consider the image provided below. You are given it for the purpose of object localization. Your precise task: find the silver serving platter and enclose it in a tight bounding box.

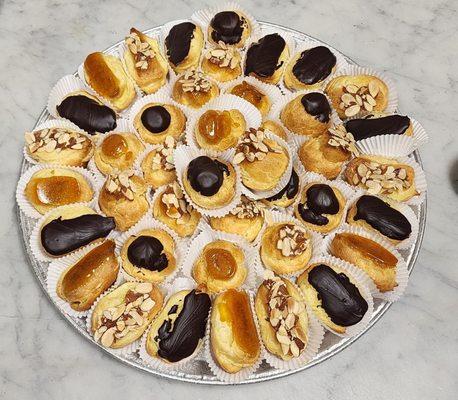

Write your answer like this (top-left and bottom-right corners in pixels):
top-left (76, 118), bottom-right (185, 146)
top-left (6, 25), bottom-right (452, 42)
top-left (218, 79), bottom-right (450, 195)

top-left (17, 21), bottom-right (426, 384)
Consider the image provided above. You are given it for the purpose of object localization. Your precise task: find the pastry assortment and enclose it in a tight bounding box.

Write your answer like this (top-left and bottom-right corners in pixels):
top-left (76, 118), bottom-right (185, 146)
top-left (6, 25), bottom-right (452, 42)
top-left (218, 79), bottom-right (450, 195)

top-left (17, 4), bottom-right (427, 382)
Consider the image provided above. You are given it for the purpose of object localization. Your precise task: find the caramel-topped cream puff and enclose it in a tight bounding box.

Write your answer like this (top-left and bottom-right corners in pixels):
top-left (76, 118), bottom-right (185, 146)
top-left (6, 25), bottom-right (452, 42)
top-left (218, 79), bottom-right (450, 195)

top-left (124, 28), bottom-right (169, 94)
top-left (229, 80), bottom-right (271, 117)
top-left (94, 133), bottom-right (144, 175)
top-left (208, 10), bottom-right (251, 48)
top-left (202, 42), bottom-right (242, 82)
top-left (344, 113), bottom-right (413, 141)
top-left (280, 92), bottom-right (332, 137)
top-left (172, 69), bottom-right (219, 109)
top-left (141, 136), bottom-right (177, 189)
top-left (325, 75), bottom-right (389, 119)
top-left (165, 22), bottom-right (204, 73)
top-left (83, 52), bottom-right (136, 111)
top-left (284, 46), bottom-right (337, 91)
top-left (244, 33), bottom-right (289, 84)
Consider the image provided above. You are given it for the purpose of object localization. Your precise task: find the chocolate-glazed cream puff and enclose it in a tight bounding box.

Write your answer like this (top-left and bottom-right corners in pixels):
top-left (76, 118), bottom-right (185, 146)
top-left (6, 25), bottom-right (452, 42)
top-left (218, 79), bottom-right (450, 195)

top-left (344, 114), bottom-right (413, 141)
top-left (208, 11), bottom-right (251, 48)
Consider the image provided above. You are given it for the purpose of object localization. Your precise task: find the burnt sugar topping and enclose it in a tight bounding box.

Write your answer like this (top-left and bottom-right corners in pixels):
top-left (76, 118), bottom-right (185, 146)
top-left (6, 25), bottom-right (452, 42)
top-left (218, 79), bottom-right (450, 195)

top-left (292, 46), bottom-right (337, 85)
top-left (187, 156), bottom-right (230, 196)
top-left (300, 92), bottom-right (331, 123)
top-left (344, 114), bottom-right (411, 141)
top-left (245, 33), bottom-right (286, 78)
top-left (298, 184), bottom-right (339, 226)
top-left (210, 11), bottom-right (245, 45)
top-left (141, 105), bottom-right (172, 133)
top-left (165, 22), bottom-right (196, 65)
top-left (127, 235), bottom-right (168, 272)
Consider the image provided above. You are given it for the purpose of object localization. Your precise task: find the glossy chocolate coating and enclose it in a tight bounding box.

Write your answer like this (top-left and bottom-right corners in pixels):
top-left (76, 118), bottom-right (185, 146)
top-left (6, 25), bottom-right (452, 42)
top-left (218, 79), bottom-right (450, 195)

top-left (41, 214), bottom-right (115, 256)
top-left (141, 105), bottom-right (171, 133)
top-left (187, 156), bottom-right (229, 196)
top-left (308, 264), bottom-right (368, 326)
top-left (210, 11), bottom-right (244, 45)
top-left (165, 22), bottom-right (196, 65)
top-left (155, 290), bottom-right (211, 362)
top-left (298, 184), bottom-right (339, 226)
top-left (245, 33), bottom-right (286, 78)
top-left (354, 195), bottom-right (412, 241)
top-left (292, 46), bottom-right (337, 85)
top-left (266, 169), bottom-right (299, 201)
top-left (300, 92), bottom-right (331, 123)
top-left (298, 205), bottom-right (329, 226)
top-left (56, 95), bottom-right (117, 134)
top-left (344, 115), bottom-right (411, 141)
top-left (127, 236), bottom-right (168, 272)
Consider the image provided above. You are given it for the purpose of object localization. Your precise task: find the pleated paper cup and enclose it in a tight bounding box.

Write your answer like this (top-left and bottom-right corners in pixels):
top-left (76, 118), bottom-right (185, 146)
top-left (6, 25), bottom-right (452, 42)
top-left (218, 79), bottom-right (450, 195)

top-left (356, 134), bottom-right (416, 158)
top-left (16, 164), bottom-right (98, 219)
top-left (300, 254), bottom-right (375, 338)
top-left (323, 224), bottom-right (409, 302)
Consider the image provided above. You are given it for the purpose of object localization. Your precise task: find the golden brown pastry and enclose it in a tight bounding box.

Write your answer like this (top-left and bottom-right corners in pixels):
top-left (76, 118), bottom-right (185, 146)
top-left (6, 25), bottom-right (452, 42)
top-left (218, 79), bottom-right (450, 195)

top-left (260, 119), bottom-right (287, 140)
top-left (260, 222), bottom-right (312, 275)
top-left (202, 42), bottom-right (242, 82)
top-left (152, 182), bottom-right (201, 238)
top-left (255, 271), bottom-right (308, 360)
top-left (344, 155), bottom-right (417, 202)
top-left (229, 80), bottom-right (271, 117)
top-left (24, 167), bottom-right (94, 215)
top-left (182, 155), bottom-right (236, 210)
top-left (56, 240), bottom-right (119, 311)
top-left (209, 196), bottom-right (265, 242)
top-left (280, 92), bottom-right (332, 137)
top-left (234, 129), bottom-right (289, 192)
top-left (294, 182), bottom-right (346, 234)
top-left (262, 169), bottom-right (300, 208)
top-left (192, 240), bottom-right (247, 293)
top-left (98, 171), bottom-right (149, 231)
top-left (133, 102), bottom-right (186, 145)
top-left (297, 263), bottom-right (369, 334)
top-left (25, 127), bottom-right (94, 166)
top-left (195, 109), bottom-right (246, 151)
top-left (83, 52), bottom-right (136, 111)
top-left (94, 132), bottom-right (144, 175)
top-left (124, 28), bottom-right (169, 94)
top-left (120, 228), bottom-right (177, 283)
top-left (329, 232), bottom-right (398, 293)
top-left (91, 282), bottom-right (163, 348)
top-left (211, 289), bottom-right (260, 373)
top-left (172, 69), bottom-right (219, 109)
top-left (325, 75), bottom-right (389, 119)
top-left (208, 10), bottom-right (251, 48)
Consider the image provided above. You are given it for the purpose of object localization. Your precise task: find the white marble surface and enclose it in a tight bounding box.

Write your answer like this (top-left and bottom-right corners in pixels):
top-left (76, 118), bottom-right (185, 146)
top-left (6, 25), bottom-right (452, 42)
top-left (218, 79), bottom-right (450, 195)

top-left (1, 0), bottom-right (457, 398)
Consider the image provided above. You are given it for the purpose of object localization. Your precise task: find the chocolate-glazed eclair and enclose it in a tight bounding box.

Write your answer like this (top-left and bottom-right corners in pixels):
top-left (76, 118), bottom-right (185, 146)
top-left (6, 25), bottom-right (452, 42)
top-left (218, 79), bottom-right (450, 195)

top-left (297, 263), bottom-right (369, 334)
top-left (346, 195), bottom-right (412, 244)
top-left (263, 169), bottom-right (299, 208)
top-left (146, 289), bottom-right (211, 363)
top-left (208, 10), bottom-right (251, 47)
top-left (244, 33), bottom-right (289, 84)
top-left (56, 92), bottom-right (117, 134)
top-left (344, 114), bottom-right (413, 141)
top-left (284, 46), bottom-right (337, 91)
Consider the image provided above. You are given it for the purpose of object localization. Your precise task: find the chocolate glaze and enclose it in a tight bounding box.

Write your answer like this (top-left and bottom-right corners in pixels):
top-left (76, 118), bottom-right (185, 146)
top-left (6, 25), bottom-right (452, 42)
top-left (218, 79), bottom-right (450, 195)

top-left (210, 11), bottom-right (244, 45)
top-left (308, 264), bottom-right (368, 326)
top-left (300, 92), bottom-right (331, 123)
top-left (40, 214), bottom-right (115, 256)
top-left (298, 206), bottom-right (329, 226)
top-left (56, 95), bottom-right (117, 134)
top-left (141, 105), bottom-right (171, 133)
top-left (165, 22), bottom-right (196, 65)
top-left (266, 169), bottom-right (299, 201)
top-left (155, 290), bottom-right (211, 363)
top-left (344, 115), bottom-right (411, 141)
top-left (292, 46), bottom-right (337, 85)
top-left (127, 236), bottom-right (168, 272)
top-left (187, 156), bottom-right (229, 196)
top-left (244, 33), bottom-right (286, 78)
top-left (354, 195), bottom-right (411, 241)
top-left (298, 184), bottom-right (339, 226)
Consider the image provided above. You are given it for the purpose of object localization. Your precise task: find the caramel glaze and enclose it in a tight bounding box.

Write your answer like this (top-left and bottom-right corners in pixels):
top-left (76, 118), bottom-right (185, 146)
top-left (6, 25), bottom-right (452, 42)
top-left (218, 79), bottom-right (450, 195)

top-left (101, 134), bottom-right (128, 158)
top-left (155, 290), bottom-right (211, 362)
top-left (308, 264), bottom-right (368, 326)
top-left (300, 92), bottom-right (331, 123)
top-left (56, 95), bottom-right (116, 134)
top-left (266, 169), bottom-right (299, 201)
top-left (210, 11), bottom-right (245, 45)
top-left (292, 46), bottom-right (336, 85)
top-left (205, 248), bottom-right (236, 280)
top-left (127, 236), bottom-right (168, 272)
top-left (32, 176), bottom-right (81, 206)
top-left (217, 289), bottom-right (259, 357)
top-left (354, 195), bottom-right (411, 241)
top-left (165, 22), bottom-right (196, 65)
top-left (187, 156), bottom-right (229, 196)
top-left (198, 110), bottom-right (232, 143)
top-left (230, 81), bottom-right (264, 107)
top-left (41, 214), bottom-right (115, 256)
top-left (84, 53), bottom-right (120, 99)
top-left (344, 115), bottom-right (411, 141)
top-left (298, 184), bottom-right (339, 226)
top-left (141, 105), bottom-right (171, 133)
top-left (245, 33), bottom-right (286, 78)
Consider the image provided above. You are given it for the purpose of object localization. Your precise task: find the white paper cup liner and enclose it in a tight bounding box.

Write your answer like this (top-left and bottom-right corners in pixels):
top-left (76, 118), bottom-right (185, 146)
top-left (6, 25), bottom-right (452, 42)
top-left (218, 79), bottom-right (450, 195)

top-left (185, 94), bottom-right (262, 152)
top-left (301, 254), bottom-right (375, 338)
top-left (356, 134), bottom-right (416, 158)
top-left (46, 240), bottom-right (122, 318)
top-left (323, 224), bottom-right (409, 301)
top-left (174, 145), bottom-right (242, 217)
top-left (410, 117), bottom-right (429, 146)
top-left (16, 164), bottom-right (98, 219)
top-left (180, 228), bottom-right (258, 293)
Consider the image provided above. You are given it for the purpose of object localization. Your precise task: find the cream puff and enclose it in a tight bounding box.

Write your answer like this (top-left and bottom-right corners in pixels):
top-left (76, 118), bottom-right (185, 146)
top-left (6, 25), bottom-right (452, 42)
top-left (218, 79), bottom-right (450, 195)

top-left (260, 119), bottom-right (287, 140)
top-left (263, 169), bottom-right (300, 208)
top-left (202, 42), bottom-right (242, 82)
top-left (344, 113), bottom-right (413, 141)
top-left (141, 136), bottom-right (177, 189)
top-left (172, 69), bottom-right (219, 109)
top-left (208, 10), bottom-right (251, 48)
top-left (229, 80), bottom-right (272, 117)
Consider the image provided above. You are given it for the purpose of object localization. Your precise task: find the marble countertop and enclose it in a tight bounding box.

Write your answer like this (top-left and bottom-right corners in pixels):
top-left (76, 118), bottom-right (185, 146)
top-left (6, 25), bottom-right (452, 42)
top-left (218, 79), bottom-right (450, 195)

top-left (1, 0), bottom-right (457, 398)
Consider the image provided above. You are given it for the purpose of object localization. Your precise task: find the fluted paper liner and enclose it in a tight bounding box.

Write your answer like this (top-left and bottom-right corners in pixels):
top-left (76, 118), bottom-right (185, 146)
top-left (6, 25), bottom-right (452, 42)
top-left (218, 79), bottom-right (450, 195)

top-left (356, 134), bottom-right (416, 157)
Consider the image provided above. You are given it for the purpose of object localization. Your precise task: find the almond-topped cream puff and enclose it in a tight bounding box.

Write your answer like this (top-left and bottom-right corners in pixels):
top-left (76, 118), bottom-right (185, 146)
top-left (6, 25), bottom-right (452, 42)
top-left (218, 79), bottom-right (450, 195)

top-left (201, 42), bottom-right (242, 82)
top-left (172, 69), bottom-right (219, 109)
